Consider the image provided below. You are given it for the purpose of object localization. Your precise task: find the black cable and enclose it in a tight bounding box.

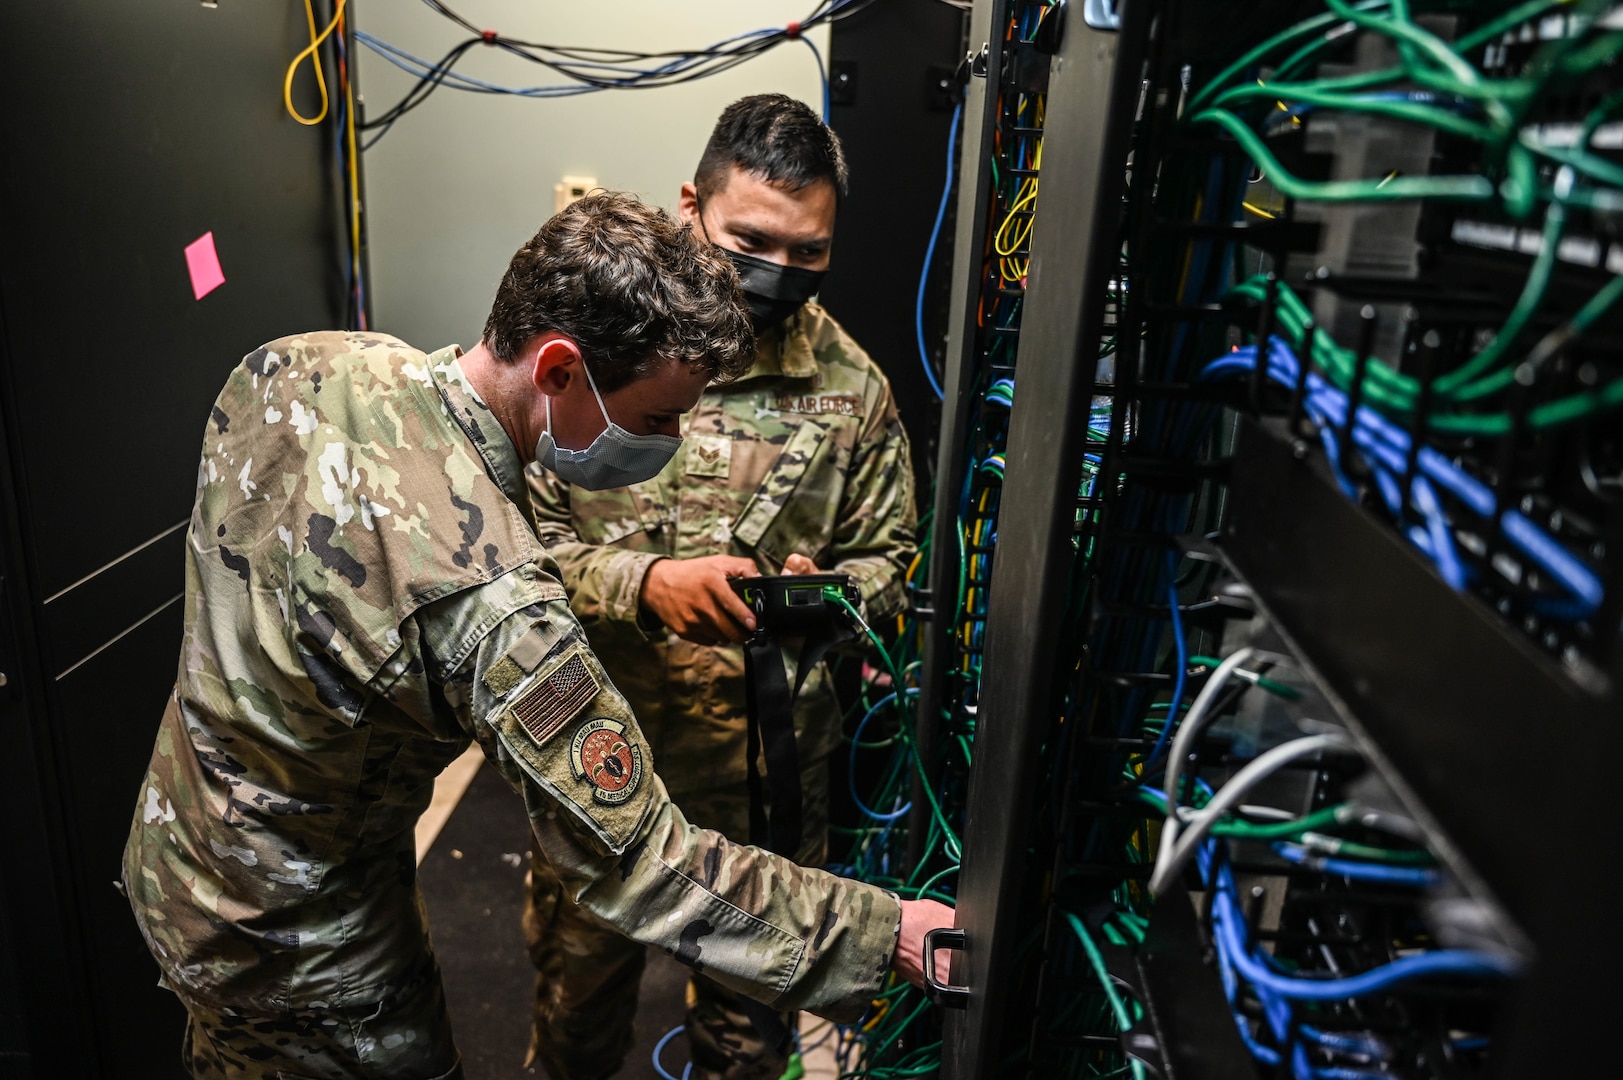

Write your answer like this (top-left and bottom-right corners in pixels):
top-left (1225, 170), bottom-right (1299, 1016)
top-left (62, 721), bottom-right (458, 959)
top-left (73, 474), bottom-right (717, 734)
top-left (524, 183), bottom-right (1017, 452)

top-left (359, 37), bottom-right (481, 132)
top-left (358, 0), bottom-right (880, 147)
top-left (411, 0), bottom-right (874, 86)
top-left (418, 0), bottom-right (479, 36)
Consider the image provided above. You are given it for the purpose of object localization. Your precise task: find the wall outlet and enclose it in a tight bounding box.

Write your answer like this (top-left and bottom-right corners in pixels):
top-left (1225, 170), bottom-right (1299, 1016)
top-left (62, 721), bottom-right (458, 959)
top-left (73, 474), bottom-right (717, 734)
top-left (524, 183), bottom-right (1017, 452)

top-left (554, 175), bottom-right (599, 214)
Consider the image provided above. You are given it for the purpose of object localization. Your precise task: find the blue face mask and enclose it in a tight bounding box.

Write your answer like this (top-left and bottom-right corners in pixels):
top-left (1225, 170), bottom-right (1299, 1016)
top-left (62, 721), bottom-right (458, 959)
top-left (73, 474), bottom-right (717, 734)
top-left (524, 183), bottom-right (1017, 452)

top-left (535, 360), bottom-right (682, 490)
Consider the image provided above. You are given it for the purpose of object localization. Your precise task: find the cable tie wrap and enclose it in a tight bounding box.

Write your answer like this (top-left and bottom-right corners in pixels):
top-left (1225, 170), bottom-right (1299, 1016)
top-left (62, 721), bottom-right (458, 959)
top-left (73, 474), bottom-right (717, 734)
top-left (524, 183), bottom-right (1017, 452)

top-left (785, 20), bottom-right (801, 39)
top-left (481, 28), bottom-right (499, 44)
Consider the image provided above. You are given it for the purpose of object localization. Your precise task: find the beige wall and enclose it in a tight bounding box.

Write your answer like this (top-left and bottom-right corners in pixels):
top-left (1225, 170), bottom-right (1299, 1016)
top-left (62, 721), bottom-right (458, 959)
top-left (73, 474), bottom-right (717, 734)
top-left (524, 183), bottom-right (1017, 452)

top-left (356, 1), bottom-right (829, 351)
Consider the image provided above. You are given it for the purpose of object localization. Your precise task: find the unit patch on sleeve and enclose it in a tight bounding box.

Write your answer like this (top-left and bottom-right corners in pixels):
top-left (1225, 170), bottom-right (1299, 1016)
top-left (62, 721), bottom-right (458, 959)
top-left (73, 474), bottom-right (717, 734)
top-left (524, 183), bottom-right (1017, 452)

top-left (569, 717), bottom-right (644, 805)
top-left (511, 646), bottom-right (600, 747)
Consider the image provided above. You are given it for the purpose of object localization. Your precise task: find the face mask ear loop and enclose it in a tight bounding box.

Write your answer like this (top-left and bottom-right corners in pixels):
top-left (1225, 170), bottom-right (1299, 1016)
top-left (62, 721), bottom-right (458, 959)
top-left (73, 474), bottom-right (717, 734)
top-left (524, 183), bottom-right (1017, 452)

top-left (580, 359), bottom-right (613, 427)
top-left (536, 340), bottom-right (560, 439)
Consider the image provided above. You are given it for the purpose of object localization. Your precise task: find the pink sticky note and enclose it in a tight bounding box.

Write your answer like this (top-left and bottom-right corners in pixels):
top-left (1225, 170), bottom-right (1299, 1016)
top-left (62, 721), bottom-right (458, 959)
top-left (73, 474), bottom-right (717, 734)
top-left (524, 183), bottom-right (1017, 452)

top-left (184, 231), bottom-right (226, 300)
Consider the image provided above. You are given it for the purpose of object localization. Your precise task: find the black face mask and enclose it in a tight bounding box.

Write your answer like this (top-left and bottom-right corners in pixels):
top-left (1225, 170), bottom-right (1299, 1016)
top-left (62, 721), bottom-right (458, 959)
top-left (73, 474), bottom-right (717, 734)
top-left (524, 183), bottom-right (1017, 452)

top-left (695, 204), bottom-right (828, 331)
top-left (718, 248), bottom-right (827, 331)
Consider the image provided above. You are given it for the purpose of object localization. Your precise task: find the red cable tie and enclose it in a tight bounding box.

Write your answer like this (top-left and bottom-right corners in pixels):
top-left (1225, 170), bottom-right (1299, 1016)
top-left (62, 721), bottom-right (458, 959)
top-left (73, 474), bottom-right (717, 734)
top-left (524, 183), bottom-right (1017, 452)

top-left (481, 28), bottom-right (499, 43)
top-left (785, 20), bottom-right (801, 39)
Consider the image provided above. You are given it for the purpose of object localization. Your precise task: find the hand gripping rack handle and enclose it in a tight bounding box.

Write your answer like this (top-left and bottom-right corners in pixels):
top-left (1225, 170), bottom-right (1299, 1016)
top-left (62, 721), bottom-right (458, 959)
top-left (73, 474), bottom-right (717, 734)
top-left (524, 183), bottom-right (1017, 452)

top-left (923, 927), bottom-right (969, 1009)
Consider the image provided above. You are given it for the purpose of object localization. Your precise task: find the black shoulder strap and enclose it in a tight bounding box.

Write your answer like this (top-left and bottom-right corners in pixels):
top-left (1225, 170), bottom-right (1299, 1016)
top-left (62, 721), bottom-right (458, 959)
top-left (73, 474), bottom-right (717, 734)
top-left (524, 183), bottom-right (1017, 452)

top-left (742, 619), bottom-right (854, 860)
top-left (739, 619), bottom-right (851, 1057)
top-left (743, 635), bottom-right (803, 858)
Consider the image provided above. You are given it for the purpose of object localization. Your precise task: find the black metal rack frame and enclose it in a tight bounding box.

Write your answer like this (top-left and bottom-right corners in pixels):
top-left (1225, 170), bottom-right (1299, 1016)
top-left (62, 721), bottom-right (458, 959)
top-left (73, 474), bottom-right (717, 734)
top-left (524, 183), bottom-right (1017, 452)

top-left (936, 1), bottom-right (1153, 1073)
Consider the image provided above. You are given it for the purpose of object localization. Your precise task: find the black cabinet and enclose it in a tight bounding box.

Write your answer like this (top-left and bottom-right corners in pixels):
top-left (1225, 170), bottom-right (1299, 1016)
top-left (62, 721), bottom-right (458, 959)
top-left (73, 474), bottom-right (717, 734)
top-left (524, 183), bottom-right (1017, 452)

top-left (0, 3), bottom-right (345, 1073)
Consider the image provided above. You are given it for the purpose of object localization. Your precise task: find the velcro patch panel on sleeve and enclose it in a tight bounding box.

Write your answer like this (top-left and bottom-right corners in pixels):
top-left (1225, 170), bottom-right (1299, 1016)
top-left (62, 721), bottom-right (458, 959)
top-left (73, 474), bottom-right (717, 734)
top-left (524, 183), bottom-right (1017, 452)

top-left (511, 643), bottom-right (600, 747)
top-left (482, 624), bottom-right (558, 698)
top-left (489, 640), bottom-right (655, 854)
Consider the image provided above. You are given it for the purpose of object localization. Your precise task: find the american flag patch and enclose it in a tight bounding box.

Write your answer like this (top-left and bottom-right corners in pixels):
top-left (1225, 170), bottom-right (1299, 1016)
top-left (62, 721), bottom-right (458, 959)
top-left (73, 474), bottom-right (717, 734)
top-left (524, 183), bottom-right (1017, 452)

top-left (512, 649), bottom-right (600, 746)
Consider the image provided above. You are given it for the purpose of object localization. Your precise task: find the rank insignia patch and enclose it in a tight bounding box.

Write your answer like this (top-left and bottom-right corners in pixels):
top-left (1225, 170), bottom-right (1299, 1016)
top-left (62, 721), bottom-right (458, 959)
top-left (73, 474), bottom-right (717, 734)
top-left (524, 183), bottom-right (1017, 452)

top-left (512, 649), bottom-right (600, 747)
top-left (569, 717), bottom-right (644, 805)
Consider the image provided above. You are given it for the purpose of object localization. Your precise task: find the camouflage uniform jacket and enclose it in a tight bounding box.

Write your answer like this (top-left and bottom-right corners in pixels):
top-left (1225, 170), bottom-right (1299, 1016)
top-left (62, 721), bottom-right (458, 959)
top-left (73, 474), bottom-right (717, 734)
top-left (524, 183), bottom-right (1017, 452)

top-left (121, 331), bottom-right (900, 1021)
top-left (527, 303), bottom-right (918, 797)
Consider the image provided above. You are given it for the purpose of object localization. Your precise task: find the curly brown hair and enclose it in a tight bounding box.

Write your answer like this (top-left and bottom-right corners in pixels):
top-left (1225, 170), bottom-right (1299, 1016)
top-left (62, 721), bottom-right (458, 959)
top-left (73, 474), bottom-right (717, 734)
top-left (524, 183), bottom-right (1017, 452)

top-left (483, 191), bottom-right (755, 391)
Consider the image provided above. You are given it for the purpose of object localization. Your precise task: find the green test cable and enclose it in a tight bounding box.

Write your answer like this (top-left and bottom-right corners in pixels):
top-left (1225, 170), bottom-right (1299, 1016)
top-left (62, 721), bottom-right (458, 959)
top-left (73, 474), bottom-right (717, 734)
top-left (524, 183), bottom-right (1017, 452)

top-left (826, 587), bottom-right (964, 861)
top-left (1200, 1), bottom-right (1623, 428)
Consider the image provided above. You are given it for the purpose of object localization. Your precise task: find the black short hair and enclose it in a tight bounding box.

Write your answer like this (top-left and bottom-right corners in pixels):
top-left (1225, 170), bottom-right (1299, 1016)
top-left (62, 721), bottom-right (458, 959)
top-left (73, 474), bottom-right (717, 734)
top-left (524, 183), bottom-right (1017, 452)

top-left (694, 94), bottom-right (849, 201)
top-left (483, 192), bottom-right (755, 392)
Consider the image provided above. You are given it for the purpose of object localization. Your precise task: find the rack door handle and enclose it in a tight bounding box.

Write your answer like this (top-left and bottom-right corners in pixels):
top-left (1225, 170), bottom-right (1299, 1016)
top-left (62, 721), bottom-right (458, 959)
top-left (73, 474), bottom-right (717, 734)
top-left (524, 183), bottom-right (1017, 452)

top-left (923, 927), bottom-right (969, 1009)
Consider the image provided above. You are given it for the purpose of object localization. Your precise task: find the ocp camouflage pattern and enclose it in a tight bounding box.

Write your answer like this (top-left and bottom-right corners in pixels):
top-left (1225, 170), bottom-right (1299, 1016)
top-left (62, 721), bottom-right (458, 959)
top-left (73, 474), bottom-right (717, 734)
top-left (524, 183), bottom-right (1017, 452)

top-left (122, 330), bottom-right (901, 1033)
top-left (525, 745), bottom-right (835, 1079)
top-left (526, 302), bottom-right (919, 796)
top-left (177, 958), bottom-right (461, 1079)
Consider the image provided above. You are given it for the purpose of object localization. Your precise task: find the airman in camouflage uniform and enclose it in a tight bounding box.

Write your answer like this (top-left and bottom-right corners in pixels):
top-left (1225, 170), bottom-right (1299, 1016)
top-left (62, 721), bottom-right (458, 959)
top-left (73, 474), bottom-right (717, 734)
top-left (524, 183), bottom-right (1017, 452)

top-left (523, 97), bottom-right (918, 1080)
top-left (122, 193), bottom-right (944, 1080)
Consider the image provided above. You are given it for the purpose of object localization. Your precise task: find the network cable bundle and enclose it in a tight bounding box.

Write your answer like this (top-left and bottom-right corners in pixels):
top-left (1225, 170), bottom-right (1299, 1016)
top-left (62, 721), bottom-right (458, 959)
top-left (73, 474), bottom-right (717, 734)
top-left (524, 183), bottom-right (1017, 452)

top-left (1204, 0), bottom-right (1621, 661)
top-left (914, 0), bottom-right (1623, 1078)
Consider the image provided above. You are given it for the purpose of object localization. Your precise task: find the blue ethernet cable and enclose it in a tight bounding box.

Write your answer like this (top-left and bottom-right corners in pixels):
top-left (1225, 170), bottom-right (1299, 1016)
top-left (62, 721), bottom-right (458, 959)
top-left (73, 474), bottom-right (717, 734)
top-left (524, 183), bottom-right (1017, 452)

top-left (916, 102), bottom-right (963, 399)
top-left (1272, 841), bottom-right (1441, 886)
top-left (1201, 341), bottom-right (1604, 615)
top-left (800, 34), bottom-right (830, 122)
top-left (1139, 551), bottom-right (1189, 771)
top-left (1210, 872), bottom-right (1517, 999)
top-left (652, 1024), bottom-right (693, 1080)
top-left (849, 690), bottom-right (916, 822)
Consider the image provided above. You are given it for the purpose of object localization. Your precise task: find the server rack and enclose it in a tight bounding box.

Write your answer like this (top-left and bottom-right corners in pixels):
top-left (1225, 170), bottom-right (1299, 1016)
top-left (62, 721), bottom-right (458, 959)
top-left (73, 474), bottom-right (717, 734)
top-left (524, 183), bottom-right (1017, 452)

top-left (917, 1), bottom-right (1623, 1076)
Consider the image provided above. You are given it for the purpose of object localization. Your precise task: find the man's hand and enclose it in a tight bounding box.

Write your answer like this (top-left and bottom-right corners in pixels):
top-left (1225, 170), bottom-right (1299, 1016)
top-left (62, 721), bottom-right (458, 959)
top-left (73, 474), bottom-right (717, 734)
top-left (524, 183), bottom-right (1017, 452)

top-left (640, 555), bottom-right (760, 645)
top-left (892, 898), bottom-right (956, 989)
top-left (783, 553), bottom-right (822, 575)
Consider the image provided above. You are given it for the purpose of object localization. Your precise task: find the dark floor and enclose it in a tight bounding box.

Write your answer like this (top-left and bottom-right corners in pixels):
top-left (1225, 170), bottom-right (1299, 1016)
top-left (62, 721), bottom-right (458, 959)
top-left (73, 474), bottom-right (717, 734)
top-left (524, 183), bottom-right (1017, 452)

top-left (418, 763), bottom-right (693, 1079)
